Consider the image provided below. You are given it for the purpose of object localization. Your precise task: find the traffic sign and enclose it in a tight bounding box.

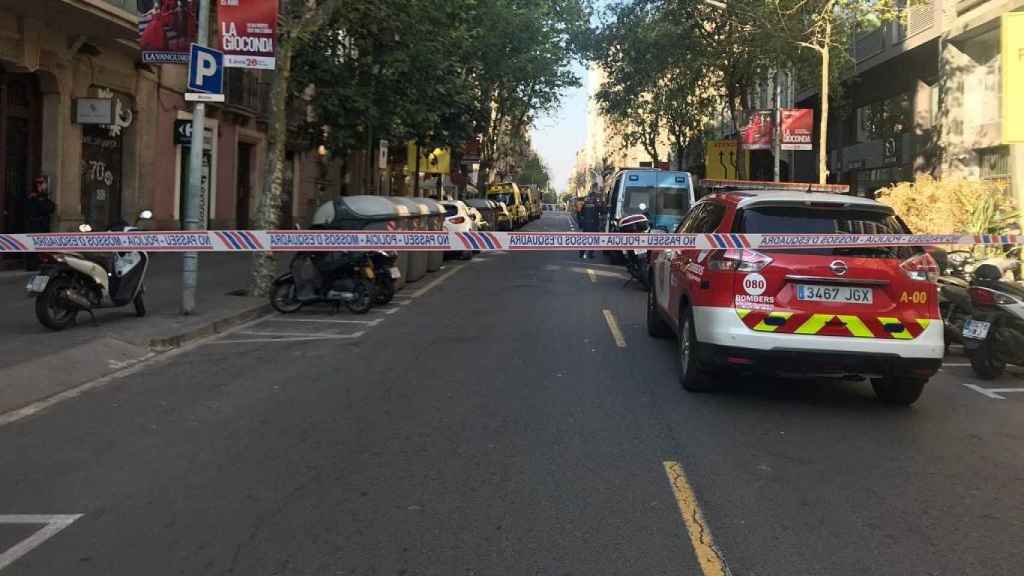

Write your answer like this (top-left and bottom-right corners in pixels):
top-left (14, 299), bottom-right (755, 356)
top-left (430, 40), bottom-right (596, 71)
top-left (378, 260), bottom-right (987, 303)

top-left (186, 44), bottom-right (225, 102)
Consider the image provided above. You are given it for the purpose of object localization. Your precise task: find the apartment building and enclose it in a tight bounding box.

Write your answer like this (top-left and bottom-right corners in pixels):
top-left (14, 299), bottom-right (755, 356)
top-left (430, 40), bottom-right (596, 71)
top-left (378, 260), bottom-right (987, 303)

top-left (793, 0), bottom-right (1024, 202)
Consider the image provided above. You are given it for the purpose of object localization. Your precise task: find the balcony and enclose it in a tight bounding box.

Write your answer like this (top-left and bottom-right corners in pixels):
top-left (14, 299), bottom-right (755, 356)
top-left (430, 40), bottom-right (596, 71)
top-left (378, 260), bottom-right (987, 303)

top-left (223, 69), bottom-right (269, 117)
top-left (853, 27), bottom-right (886, 62)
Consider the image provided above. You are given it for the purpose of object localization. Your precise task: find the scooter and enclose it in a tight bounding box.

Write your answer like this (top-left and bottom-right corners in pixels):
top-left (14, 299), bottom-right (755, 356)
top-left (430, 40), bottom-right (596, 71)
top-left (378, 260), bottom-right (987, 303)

top-left (27, 209), bottom-right (153, 331)
top-left (270, 250), bottom-right (376, 314)
top-left (369, 250), bottom-right (401, 305)
top-left (619, 211), bottom-right (652, 290)
top-left (961, 250), bottom-right (1024, 379)
top-left (931, 248), bottom-right (975, 352)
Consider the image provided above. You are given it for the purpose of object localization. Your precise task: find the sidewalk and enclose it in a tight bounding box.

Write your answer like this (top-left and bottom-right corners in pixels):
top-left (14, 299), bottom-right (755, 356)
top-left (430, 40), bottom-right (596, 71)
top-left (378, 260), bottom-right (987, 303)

top-left (0, 253), bottom-right (278, 415)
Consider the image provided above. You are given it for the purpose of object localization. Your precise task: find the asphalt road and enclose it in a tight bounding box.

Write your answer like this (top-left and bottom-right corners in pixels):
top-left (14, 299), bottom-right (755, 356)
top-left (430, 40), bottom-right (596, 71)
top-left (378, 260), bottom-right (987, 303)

top-left (2, 211), bottom-right (1022, 575)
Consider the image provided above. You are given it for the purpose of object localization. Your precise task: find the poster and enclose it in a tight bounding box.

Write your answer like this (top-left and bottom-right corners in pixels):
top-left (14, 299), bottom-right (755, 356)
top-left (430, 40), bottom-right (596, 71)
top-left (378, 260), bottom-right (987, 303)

top-left (1002, 13), bottom-right (1024, 143)
top-left (218, 0), bottom-right (278, 69)
top-left (781, 108), bottom-right (814, 151)
top-left (139, 0), bottom-right (198, 64)
top-left (704, 140), bottom-right (749, 180)
top-left (742, 111), bottom-right (773, 150)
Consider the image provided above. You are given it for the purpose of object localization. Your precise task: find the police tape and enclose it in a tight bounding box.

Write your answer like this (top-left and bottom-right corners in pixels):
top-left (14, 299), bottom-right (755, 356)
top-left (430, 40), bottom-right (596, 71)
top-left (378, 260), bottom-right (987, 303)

top-left (0, 230), bottom-right (1018, 253)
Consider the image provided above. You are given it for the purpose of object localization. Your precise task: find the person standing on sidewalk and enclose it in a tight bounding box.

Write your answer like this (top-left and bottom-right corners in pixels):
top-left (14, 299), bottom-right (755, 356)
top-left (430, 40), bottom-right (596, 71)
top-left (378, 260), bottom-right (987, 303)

top-left (26, 176), bottom-right (55, 271)
top-left (577, 193), bottom-right (600, 259)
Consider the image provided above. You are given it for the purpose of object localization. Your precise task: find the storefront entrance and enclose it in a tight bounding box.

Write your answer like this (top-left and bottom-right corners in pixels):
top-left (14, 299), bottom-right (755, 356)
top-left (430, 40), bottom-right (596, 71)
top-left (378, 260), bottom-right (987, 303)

top-left (0, 74), bottom-right (40, 236)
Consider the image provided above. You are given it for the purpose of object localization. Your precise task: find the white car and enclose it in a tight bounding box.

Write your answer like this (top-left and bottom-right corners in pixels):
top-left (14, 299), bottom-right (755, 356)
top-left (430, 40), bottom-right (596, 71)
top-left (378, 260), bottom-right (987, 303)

top-left (442, 201), bottom-right (477, 260)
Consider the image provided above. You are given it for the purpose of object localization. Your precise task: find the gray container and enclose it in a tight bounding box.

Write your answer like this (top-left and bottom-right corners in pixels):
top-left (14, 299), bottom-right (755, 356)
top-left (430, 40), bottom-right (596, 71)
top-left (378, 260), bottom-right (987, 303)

top-left (415, 197), bottom-right (446, 272)
top-left (388, 197), bottom-right (427, 282)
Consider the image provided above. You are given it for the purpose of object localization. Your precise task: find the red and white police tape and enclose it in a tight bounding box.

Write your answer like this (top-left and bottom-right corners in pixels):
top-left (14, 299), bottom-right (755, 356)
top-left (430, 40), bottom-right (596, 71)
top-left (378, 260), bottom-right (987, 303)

top-left (0, 230), bottom-right (1018, 253)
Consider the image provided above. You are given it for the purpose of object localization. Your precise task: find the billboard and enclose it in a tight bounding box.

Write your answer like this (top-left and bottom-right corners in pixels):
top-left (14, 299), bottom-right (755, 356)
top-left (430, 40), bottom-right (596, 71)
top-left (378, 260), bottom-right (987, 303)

top-left (139, 0), bottom-right (198, 64)
top-left (781, 108), bottom-right (814, 151)
top-left (218, 0), bottom-right (278, 69)
top-left (1003, 13), bottom-right (1024, 143)
top-left (741, 111), bottom-right (773, 150)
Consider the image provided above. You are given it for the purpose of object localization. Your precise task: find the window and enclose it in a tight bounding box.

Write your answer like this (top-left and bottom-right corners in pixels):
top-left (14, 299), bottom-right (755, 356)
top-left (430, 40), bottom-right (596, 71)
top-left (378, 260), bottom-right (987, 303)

top-left (681, 202), bottom-right (726, 233)
top-left (978, 146), bottom-right (1010, 180)
top-left (735, 206), bottom-right (913, 258)
top-left (856, 93), bottom-right (912, 142)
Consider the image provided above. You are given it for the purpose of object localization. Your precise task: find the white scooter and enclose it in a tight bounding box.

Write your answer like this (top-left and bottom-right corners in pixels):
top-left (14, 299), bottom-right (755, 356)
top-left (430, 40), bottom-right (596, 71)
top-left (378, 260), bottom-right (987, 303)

top-left (27, 209), bottom-right (153, 331)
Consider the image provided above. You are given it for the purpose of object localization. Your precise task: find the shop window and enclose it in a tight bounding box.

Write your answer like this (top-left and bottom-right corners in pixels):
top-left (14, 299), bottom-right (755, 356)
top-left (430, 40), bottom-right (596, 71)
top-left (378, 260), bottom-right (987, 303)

top-left (856, 92), bottom-right (912, 143)
top-left (978, 146), bottom-right (1009, 180)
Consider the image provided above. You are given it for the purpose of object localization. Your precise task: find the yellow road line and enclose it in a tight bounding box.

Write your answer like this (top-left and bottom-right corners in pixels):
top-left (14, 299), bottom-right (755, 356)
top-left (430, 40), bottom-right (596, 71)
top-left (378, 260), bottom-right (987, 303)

top-left (587, 268), bottom-right (597, 283)
top-left (602, 309), bottom-right (627, 348)
top-left (663, 461), bottom-right (731, 576)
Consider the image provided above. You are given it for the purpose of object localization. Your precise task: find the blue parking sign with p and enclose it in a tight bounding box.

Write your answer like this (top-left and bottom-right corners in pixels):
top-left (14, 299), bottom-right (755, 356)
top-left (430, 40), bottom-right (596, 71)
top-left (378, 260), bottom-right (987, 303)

top-left (187, 44), bottom-right (224, 98)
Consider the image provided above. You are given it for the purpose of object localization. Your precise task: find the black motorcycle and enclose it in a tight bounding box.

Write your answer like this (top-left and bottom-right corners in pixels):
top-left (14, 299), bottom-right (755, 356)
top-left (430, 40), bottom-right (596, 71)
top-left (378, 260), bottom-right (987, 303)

top-left (962, 253), bottom-right (1024, 380)
top-left (270, 251), bottom-right (376, 314)
top-left (930, 248), bottom-right (975, 352)
top-left (369, 251), bottom-right (400, 305)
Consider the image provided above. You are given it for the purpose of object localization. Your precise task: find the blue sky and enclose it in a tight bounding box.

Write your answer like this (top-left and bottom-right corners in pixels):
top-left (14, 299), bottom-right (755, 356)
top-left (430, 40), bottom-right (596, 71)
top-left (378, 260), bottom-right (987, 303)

top-left (531, 64), bottom-right (589, 195)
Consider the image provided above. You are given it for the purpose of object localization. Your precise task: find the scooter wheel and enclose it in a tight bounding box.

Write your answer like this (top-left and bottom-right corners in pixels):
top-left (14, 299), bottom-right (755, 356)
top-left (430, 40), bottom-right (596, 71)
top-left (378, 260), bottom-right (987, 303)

top-left (344, 280), bottom-right (373, 314)
top-left (35, 276), bottom-right (77, 331)
top-left (270, 279), bottom-right (303, 314)
top-left (970, 341), bottom-right (1006, 380)
top-left (374, 277), bottom-right (395, 305)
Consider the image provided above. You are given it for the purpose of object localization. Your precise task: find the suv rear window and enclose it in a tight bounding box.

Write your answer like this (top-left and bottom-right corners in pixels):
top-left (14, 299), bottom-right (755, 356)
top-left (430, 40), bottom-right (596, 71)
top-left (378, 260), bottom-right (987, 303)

top-left (734, 205), bottom-right (916, 258)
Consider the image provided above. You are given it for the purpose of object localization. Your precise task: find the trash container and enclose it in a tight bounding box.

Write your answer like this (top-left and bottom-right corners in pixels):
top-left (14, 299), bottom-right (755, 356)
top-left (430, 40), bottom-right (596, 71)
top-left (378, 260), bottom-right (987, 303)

top-left (312, 195), bottom-right (406, 289)
top-left (416, 197), bottom-right (446, 272)
top-left (388, 197), bottom-right (428, 282)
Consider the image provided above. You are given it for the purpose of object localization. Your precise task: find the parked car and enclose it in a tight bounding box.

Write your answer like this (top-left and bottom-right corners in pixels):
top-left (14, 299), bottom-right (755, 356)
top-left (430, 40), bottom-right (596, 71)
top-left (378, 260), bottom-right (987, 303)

top-left (488, 182), bottom-right (528, 228)
top-left (647, 187), bottom-right (943, 405)
top-left (465, 206), bottom-right (489, 230)
top-left (441, 200), bottom-right (476, 260)
top-left (464, 198), bottom-right (501, 231)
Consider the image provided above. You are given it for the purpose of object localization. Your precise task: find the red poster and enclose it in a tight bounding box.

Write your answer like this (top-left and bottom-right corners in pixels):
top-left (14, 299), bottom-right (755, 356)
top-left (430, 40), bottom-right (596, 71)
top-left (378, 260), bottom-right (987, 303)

top-left (742, 111), bottom-right (773, 150)
top-left (218, 0), bottom-right (278, 69)
top-left (139, 0), bottom-right (198, 65)
top-left (782, 108), bottom-right (814, 151)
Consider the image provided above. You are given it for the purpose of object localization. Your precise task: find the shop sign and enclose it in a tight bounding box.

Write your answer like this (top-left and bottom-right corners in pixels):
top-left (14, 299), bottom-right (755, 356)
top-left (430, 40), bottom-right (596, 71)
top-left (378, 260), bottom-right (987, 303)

top-left (218, 0), bottom-right (278, 69)
top-left (73, 98), bottom-right (114, 125)
top-left (781, 108), bottom-right (813, 151)
top-left (139, 0), bottom-right (197, 64)
top-left (173, 119), bottom-right (214, 150)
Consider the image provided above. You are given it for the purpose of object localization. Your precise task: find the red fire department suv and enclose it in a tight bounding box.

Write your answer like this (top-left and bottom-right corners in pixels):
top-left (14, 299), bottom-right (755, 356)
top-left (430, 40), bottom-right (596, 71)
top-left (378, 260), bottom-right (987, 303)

top-left (646, 188), bottom-right (943, 405)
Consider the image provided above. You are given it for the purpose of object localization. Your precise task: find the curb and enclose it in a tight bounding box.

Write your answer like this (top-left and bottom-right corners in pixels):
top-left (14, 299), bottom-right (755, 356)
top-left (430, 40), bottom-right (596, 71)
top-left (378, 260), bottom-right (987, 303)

top-left (148, 303), bottom-right (272, 350)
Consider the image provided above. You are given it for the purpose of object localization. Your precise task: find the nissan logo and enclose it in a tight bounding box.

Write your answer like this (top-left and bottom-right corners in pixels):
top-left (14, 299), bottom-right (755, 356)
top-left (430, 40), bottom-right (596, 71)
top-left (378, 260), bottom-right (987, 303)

top-left (830, 260), bottom-right (848, 276)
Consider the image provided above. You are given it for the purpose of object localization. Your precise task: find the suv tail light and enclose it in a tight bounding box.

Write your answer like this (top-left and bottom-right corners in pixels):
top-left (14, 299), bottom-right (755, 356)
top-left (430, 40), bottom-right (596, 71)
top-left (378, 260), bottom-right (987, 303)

top-left (969, 286), bottom-right (1019, 306)
top-left (448, 216), bottom-right (466, 224)
top-left (900, 252), bottom-right (939, 282)
top-left (707, 249), bottom-right (773, 272)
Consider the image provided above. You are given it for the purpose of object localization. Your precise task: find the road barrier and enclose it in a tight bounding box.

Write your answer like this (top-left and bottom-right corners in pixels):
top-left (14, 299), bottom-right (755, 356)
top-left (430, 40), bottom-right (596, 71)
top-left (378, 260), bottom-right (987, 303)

top-left (0, 230), bottom-right (1018, 253)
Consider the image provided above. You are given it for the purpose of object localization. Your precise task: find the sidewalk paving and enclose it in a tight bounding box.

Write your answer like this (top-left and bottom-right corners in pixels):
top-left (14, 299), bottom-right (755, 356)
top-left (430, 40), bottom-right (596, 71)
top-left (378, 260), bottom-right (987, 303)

top-left (0, 253), bottom-right (278, 415)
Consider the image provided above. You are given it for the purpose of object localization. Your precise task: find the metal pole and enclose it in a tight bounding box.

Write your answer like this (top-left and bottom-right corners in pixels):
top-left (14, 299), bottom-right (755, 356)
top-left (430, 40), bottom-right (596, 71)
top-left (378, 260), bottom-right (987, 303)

top-left (773, 69), bottom-right (782, 182)
top-left (182, 0), bottom-right (210, 315)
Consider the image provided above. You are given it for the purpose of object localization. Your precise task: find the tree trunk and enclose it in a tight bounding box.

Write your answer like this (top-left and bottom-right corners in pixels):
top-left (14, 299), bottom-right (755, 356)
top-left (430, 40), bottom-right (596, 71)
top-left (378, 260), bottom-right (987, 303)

top-left (726, 85), bottom-right (744, 180)
top-left (818, 23), bottom-right (830, 185)
top-left (248, 35), bottom-right (294, 297)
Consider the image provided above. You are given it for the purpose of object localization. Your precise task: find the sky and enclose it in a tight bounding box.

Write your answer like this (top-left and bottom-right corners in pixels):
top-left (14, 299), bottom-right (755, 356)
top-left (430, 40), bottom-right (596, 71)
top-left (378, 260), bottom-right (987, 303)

top-left (530, 64), bottom-right (589, 195)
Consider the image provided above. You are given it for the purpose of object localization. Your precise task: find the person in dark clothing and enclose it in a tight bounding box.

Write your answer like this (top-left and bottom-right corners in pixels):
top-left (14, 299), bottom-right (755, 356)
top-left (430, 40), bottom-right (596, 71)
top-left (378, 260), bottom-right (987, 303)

top-left (25, 176), bottom-right (55, 271)
top-left (577, 193), bottom-right (601, 259)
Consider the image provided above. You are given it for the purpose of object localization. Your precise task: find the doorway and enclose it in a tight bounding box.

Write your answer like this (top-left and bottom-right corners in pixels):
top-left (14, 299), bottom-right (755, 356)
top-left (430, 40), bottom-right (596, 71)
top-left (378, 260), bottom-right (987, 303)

top-left (236, 142), bottom-right (252, 228)
top-left (0, 74), bottom-right (40, 236)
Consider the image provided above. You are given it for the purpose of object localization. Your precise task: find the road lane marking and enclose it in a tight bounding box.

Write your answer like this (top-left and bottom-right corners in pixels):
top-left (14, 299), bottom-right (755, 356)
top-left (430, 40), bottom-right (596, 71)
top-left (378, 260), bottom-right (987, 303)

top-left (962, 383), bottom-right (1007, 399)
top-left (0, 514), bottom-right (83, 571)
top-left (263, 316), bottom-right (382, 325)
top-left (603, 309), bottom-right (627, 348)
top-left (409, 264), bottom-right (464, 298)
top-left (942, 362), bottom-right (970, 367)
top-left (236, 331), bottom-right (364, 338)
top-left (370, 307), bottom-right (401, 315)
top-left (662, 462), bottom-right (731, 576)
top-left (213, 332), bottom-right (365, 344)
top-left (587, 268), bottom-right (597, 283)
